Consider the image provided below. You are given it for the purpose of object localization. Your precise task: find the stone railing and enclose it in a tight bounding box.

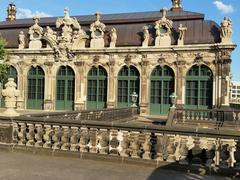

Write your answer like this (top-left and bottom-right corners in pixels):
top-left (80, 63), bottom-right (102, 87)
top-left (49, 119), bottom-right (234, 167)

top-left (172, 108), bottom-right (240, 129)
top-left (25, 107), bottom-right (138, 122)
top-left (1, 115), bottom-right (238, 169)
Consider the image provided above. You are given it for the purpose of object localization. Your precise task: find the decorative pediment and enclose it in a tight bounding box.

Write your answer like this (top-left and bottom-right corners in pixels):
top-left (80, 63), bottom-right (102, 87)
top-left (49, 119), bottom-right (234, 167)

top-left (28, 16), bottom-right (43, 49)
top-left (90, 12), bottom-right (106, 48)
top-left (154, 8), bottom-right (173, 47)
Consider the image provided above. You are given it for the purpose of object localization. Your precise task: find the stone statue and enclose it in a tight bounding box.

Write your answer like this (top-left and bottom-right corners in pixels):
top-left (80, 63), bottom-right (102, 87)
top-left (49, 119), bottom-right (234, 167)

top-left (90, 12), bottom-right (106, 48)
top-left (1, 78), bottom-right (20, 117)
top-left (18, 31), bottom-right (25, 49)
top-left (72, 30), bottom-right (88, 49)
top-left (155, 8), bottom-right (173, 46)
top-left (178, 24), bottom-right (187, 46)
top-left (220, 17), bottom-right (232, 44)
top-left (44, 26), bottom-right (57, 48)
top-left (110, 28), bottom-right (117, 48)
top-left (142, 26), bottom-right (149, 47)
top-left (45, 26), bottom-right (57, 42)
top-left (28, 16), bottom-right (43, 49)
top-left (172, 0), bottom-right (182, 9)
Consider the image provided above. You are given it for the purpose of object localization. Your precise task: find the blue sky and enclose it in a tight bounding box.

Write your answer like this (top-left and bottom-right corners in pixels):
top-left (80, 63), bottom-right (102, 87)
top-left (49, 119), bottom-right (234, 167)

top-left (0, 0), bottom-right (239, 80)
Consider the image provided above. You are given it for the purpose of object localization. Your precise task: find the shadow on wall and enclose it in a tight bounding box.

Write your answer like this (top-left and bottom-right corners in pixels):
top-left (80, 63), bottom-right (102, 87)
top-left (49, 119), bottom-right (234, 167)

top-left (147, 148), bottom-right (240, 180)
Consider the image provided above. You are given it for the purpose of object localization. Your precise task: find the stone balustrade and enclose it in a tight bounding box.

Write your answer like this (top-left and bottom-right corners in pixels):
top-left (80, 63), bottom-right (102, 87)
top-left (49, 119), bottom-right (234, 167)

top-left (9, 118), bottom-right (240, 169)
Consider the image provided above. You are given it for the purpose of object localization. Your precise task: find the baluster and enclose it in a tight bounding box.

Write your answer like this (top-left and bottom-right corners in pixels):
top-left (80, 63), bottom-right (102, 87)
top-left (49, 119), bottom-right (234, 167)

top-left (213, 139), bottom-right (220, 166)
top-left (97, 129), bottom-right (109, 154)
top-left (142, 132), bottom-right (152, 160)
top-left (79, 127), bottom-right (89, 152)
top-left (109, 129), bottom-right (119, 156)
top-left (12, 123), bottom-right (19, 144)
top-left (155, 133), bottom-right (164, 161)
top-left (119, 131), bottom-right (130, 157)
top-left (182, 110), bottom-right (186, 122)
top-left (70, 127), bottom-right (80, 151)
top-left (233, 112), bottom-right (237, 121)
top-left (186, 110), bottom-right (190, 120)
top-left (35, 124), bottom-right (44, 147)
top-left (52, 125), bottom-right (62, 150)
top-left (227, 141), bottom-right (237, 167)
top-left (61, 126), bottom-right (71, 150)
top-left (43, 125), bottom-right (53, 149)
top-left (165, 135), bottom-right (176, 162)
top-left (238, 112), bottom-right (240, 121)
top-left (18, 123), bottom-right (27, 146)
top-left (89, 128), bottom-right (98, 153)
top-left (129, 132), bottom-right (140, 158)
top-left (26, 123), bottom-right (35, 147)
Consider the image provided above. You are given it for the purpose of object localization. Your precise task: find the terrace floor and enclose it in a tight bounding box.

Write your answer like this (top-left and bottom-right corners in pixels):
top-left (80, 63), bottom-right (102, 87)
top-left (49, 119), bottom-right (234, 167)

top-left (0, 151), bottom-right (235, 180)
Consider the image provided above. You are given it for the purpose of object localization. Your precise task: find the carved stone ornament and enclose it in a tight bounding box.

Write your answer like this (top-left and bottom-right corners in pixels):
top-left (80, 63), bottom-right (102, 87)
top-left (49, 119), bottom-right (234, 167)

top-left (28, 16), bottom-right (43, 49)
top-left (178, 24), bottom-right (187, 46)
top-left (18, 31), bottom-right (25, 49)
top-left (142, 26), bottom-right (149, 47)
top-left (1, 78), bottom-right (20, 117)
top-left (155, 8), bottom-right (173, 46)
top-left (220, 17), bottom-right (232, 44)
top-left (90, 12), bottom-right (106, 48)
top-left (110, 28), bottom-right (117, 48)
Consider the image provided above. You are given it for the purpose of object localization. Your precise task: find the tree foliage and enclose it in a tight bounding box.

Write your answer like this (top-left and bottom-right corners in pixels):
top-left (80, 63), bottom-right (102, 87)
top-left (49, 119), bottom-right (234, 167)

top-left (0, 36), bottom-right (8, 83)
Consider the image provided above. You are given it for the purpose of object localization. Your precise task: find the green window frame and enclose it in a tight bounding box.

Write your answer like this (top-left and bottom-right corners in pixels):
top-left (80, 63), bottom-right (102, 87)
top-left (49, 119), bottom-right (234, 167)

top-left (1, 66), bottom-right (18, 107)
top-left (87, 66), bottom-right (107, 110)
top-left (27, 66), bottom-right (45, 109)
top-left (117, 65), bottom-right (140, 107)
top-left (56, 66), bottom-right (75, 110)
top-left (150, 66), bottom-right (174, 115)
top-left (185, 65), bottom-right (213, 109)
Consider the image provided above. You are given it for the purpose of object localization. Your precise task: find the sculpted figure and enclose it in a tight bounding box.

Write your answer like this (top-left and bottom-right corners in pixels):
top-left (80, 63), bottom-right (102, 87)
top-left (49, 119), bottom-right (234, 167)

top-left (220, 17), bottom-right (232, 43)
top-left (142, 26), bottom-right (149, 47)
top-left (28, 16), bottom-right (43, 49)
top-left (18, 31), bottom-right (25, 49)
top-left (45, 26), bottom-right (57, 42)
top-left (178, 24), bottom-right (187, 46)
top-left (110, 28), bottom-right (117, 47)
top-left (1, 78), bottom-right (20, 117)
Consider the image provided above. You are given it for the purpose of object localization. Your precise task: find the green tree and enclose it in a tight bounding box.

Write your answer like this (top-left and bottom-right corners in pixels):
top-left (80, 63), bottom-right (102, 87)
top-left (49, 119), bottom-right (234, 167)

top-left (0, 36), bottom-right (8, 84)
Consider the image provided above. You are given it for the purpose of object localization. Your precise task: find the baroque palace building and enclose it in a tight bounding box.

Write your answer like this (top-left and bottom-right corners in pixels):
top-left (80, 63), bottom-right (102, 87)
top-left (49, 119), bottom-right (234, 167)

top-left (0, 0), bottom-right (236, 115)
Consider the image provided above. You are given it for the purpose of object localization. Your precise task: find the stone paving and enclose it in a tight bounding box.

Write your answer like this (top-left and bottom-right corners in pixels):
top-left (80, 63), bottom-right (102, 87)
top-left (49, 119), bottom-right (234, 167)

top-left (0, 151), bottom-right (234, 180)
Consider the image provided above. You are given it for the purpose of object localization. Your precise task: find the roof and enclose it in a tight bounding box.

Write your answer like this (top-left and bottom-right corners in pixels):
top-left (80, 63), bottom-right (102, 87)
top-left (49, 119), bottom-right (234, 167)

top-left (0, 9), bottom-right (221, 48)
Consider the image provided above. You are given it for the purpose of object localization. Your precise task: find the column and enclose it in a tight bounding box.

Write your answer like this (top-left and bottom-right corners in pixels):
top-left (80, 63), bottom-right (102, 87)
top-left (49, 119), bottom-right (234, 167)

top-left (107, 56), bottom-right (116, 108)
top-left (43, 62), bottom-right (54, 110)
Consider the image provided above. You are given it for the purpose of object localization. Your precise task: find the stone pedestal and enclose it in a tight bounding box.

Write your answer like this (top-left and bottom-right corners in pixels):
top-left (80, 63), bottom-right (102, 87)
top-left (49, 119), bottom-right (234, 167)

top-left (90, 39), bottom-right (104, 48)
top-left (29, 40), bottom-right (42, 49)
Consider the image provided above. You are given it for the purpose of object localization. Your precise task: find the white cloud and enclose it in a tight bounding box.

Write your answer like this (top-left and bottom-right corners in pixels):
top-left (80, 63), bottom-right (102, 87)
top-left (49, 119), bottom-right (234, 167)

top-left (213, 1), bottom-right (234, 14)
top-left (17, 8), bottom-right (52, 19)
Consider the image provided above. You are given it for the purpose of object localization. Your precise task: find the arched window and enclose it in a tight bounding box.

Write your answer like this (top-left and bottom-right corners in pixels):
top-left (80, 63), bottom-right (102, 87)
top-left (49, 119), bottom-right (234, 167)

top-left (117, 65), bottom-right (140, 107)
top-left (27, 66), bottom-right (45, 109)
top-left (185, 65), bottom-right (213, 109)
top-left (56, 66), bottom-right (75, 110)
top-left (150, 66), bottom-right (174, 115)
top-left (87, 66), bottom-right (107, 110)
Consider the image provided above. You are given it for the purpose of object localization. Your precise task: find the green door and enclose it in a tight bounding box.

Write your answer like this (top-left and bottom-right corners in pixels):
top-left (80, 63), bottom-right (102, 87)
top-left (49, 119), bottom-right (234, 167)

top-left (56, 66), bottom-right (75, 111)
top-left (117, 65), bottom-right (140, 107)
top-left (185, 65), bottom-right (213, 109)
top-left (150, 66), bottom-right (174, 115)
top-left (1, 66), bottom-right (18, 107)
top-left (27, 66), bottom-right (45, 109)
top-left (87, 66), bottom-right (107, 110)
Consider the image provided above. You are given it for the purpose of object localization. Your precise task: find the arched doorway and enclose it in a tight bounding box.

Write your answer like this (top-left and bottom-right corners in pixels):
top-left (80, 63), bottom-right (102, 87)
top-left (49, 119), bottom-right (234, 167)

top-left (87, 66), bottom-right (107, 110)
top-left (27, 66), bottom-right (45, 109)
top-left (117, 65), bottom-right (140, 107)
top-left (1, 66), bottom-right (18, 107)
top-left (56, 66), bottom-right (75, 110)
top-left (185, 65), bottom-right (213, 109)
top-left (150, 65), bottom-right (174, 115)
